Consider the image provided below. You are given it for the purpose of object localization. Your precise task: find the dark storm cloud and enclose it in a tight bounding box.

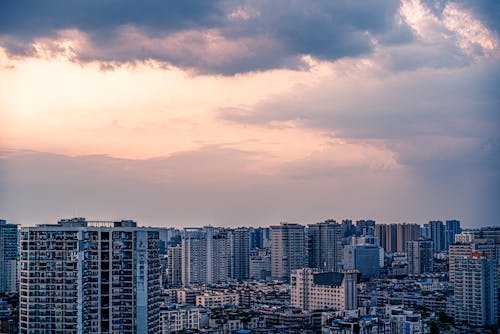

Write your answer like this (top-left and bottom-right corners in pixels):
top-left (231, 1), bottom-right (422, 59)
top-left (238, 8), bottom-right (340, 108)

top-left (0, 0), bottom-right (407, 73)
top-left (0, 0), bottom-right (224, 38)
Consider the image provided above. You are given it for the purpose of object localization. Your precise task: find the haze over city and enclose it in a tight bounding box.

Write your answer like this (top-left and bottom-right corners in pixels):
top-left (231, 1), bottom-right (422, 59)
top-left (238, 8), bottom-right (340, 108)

top-left (0, 0), bottom-right (499, 227)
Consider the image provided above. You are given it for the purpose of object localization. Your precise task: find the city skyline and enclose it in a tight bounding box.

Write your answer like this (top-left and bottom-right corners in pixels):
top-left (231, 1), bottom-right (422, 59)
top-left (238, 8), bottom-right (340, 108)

top-left (1, 0), bottom-right (499, 227)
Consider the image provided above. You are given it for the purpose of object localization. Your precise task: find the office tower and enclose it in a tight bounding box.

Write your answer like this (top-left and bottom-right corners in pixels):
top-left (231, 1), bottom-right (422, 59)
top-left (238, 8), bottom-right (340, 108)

top-left (407, 239), bottom-right (434, 275)
top-left (19, 218), bottom-right (162, 334)
top-left (231, 228), bottom-right (250, 281)
top-left (308, 220), bottom-right (342, 272)
top-left (249, 227), bottom-right (263, 249)
top-left (181, 227), bottom-right (230, 286)
top-left (0, 220), bottom-right (18, 294)
top-left (290, 268), bottom-right (358, 311)
top-left (166, 246), bottom-right (183, 287)
top-left (429, 220), bottom-right (445, 253)
top-left (445, 220), bottom-right (461, 249)
top-left (270, 223), bottom-right (306, 282)
top-left (343, 244), bottom-right (381, 278)
top-left (355, 220), bottom-right (375, 236)
top-left (396, 223), bottom-right (420, 252)
top-left (454, 253), bottom-right (498, 326)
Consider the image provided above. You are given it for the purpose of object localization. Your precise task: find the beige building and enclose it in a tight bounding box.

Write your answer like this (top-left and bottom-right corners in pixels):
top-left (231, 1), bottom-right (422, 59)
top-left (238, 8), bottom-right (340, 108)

top-left (290, 268), bottom-right (358, 312)
top-left (195, 292), bottom-right (239, 308)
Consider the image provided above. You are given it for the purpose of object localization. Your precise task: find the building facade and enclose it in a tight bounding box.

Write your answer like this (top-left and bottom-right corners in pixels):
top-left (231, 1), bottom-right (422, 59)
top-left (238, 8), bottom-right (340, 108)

top-left (290, 268), bottom-right (358, 311)
top-left (231, 228), bottom-right (250, 281)
top-left (181, 227), bottom-right (231, 286)
top-left (343, 244), bottom-right (381, 278)
top-left (19, 218), bottom-right (162, 334)
top-left (454, 253), bottom-right (498, 326)
top-left (407, 239), bottom-right (434, 275)
top-left (308, 220), bottom-right (342, 272)
top-left (270, 223), bottom-right (306, 282)
top-left (0, 220), bottom-right (18, 294)
top-left (429, 220), bottom-right (446, 253)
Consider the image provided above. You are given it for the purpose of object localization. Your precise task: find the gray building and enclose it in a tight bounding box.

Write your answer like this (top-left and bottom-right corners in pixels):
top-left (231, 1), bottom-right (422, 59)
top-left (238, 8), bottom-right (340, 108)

top-left (231, 228), bottom-right (250, 281)
top-left (166, 246), bottom-right (183, 287)
top-left (454, 254), bottom-right (498, 326)
top-left (407, 238), bottom-right (434, 275)
top-left (270, 223), bottom-right (306, 282)
top-left (181, 227), bottom-right (231, 286)
top-left (343, 244), bottom-right (381, 278)
top-left (0, 219), bottom-right (18, 294)
top-left (429, 220), bottom-right (446, 253)
top-left (19, 218), bottom-right (162, 334)
top-left (308, 220), bottom-right (342, 272)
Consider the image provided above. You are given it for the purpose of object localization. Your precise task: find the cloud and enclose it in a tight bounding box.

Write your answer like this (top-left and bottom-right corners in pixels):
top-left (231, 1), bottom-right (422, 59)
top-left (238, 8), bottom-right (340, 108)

top-left (0, 0), bottom-right (408, 74)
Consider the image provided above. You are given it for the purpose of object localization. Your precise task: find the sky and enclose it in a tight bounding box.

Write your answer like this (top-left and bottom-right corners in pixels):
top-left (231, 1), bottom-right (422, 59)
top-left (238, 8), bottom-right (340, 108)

top-left (0, 0), bottom-right (499, 228)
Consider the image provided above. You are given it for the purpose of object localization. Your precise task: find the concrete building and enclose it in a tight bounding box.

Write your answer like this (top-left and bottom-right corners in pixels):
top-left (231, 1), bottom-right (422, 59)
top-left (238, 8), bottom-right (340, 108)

top-left (270, 223), bottom-right (306, 282)
top-left (231, 228), bottom-right (250, 281)
top-left (449, 238), bottom-right (496, 282)
top-left (181, 227), bottom-right (231, 286)
top-left (396, 223), bottom-right (420, 253)
top-left (195, 291), bottom-right (239, 308)
top-left (445, 220), bottom-right (461, 250)
top-left (407, 239), bottom-right (434, 275)
top-left (160, 306), bottom-right (203, 333)
top-left (166, 246), bottom-right (182, 287)
top-left (454, 253), bottom-right (498, 326)
top-left (290, 268), bottom-right (358, 311)
top-left (343, 244), bottom-right (381, 278)
top-left (249, 248), bottom-right (271, 281)
top-left (308, 220), bottom-right (342, 272)
top-left (429, 220), bottom-right (446, 253)
top-left (19, 218), bottom-right (162, 334)
top-left (0, 220), bottom-right (18, 294)
top-left (376, 223), bottom-right (419, 253)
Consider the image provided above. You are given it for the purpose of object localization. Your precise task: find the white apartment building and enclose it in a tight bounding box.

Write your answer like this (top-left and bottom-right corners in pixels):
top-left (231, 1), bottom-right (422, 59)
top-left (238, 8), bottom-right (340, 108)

top-left (454, 253), bottom-right (498, 326)
top-left (19, 218), bottom-right (162, 334)
top-left (160, 306), bottom-right (203, 333)
top-left (290, 268), bottom-right (358, 312)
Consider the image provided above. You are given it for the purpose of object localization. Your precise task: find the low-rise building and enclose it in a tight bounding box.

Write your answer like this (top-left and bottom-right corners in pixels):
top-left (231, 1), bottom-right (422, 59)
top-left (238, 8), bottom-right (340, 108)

top-left (196, 292), bottom-right (239, 308)
top-left (290, 268), bottom-right (358, 312)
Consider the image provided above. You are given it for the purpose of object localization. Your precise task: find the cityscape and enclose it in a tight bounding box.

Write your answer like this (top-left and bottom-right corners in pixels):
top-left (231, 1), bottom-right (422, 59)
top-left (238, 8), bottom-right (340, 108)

top-left (1, 218), bottom-right (499, 333)
top-left (1, 0), bottom-right (499, 333)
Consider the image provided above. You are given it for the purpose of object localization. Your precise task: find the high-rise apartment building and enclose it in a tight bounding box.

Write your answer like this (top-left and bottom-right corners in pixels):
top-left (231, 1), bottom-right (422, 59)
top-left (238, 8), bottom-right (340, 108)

top-left (0, 220), bottom-right (18, 294)
top-left (231, 228), bottom-right (250, 281)
top-left (19, 218), bottom-right (162, 334)
top-left (407, 239), bottom-right (434, 275)
top-left (166, 246), bottom-right (183, 287)
top-left (375, 223), bottom-right (419, 253)
top-left (396, 223), bottom-right (420, 253)
top-left (270, 223), bottom-right (306, 282)
top-left (429, 220), bottom-right (446, 253)
top-left (308, 220), bottom-right (342, 272)
top-left (449, 238), bottom-right (496, 282)
top-left (181, 227), bottom-right (231, 286)
top-left (454, 253), bottom-right (498, 326)
top-left (290, 268), bottom-right (358, 311)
